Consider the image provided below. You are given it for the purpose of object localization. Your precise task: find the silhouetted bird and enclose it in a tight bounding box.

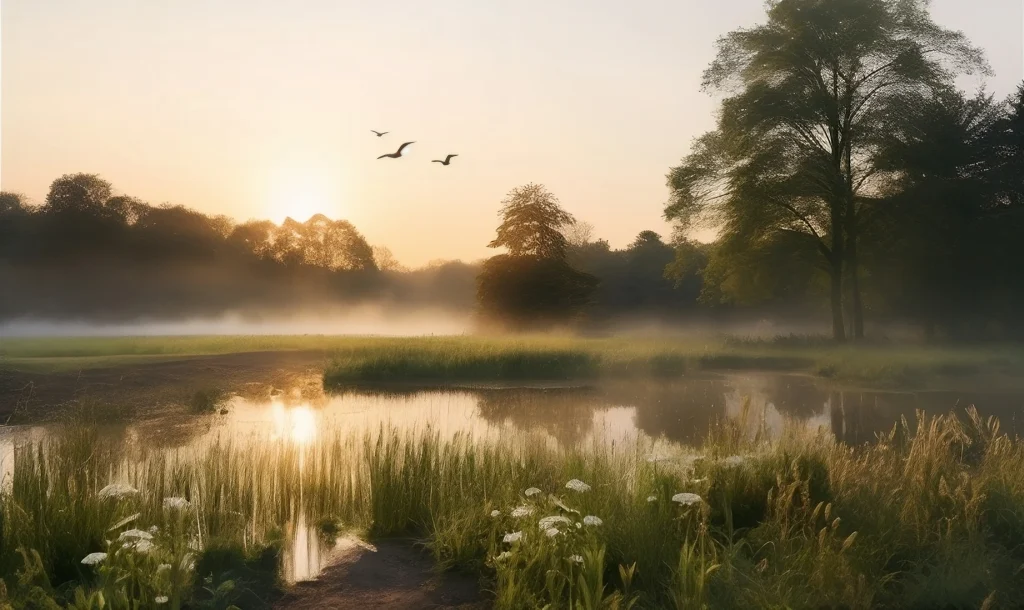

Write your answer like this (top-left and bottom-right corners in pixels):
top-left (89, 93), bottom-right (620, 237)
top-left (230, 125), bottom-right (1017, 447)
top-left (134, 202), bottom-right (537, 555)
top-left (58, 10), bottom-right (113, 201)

top-left (371, 130), bottom-right (389, 137)
top-left (432, 154), bottom-right (458, 166)
top-left (377, 142), bottom-right (415, 159)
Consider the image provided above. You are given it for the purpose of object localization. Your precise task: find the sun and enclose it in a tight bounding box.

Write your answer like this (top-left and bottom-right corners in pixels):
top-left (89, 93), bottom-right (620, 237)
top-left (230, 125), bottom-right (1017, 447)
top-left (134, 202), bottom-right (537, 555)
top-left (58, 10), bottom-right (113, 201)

top-left (265, 165), bottom-right (338, 223)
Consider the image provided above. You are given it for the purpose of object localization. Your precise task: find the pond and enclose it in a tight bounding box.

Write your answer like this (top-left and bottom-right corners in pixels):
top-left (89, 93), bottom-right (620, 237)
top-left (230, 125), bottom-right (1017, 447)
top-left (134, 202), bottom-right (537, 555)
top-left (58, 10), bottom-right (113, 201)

top-left (2, 372), bottom-right (1022, 584)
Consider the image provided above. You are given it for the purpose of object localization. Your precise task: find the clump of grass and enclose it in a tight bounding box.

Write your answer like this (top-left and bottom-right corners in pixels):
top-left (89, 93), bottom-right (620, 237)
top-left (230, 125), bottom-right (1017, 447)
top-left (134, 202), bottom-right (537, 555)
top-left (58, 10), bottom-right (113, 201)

top-left (4, 406), bottom-right (1024, 607)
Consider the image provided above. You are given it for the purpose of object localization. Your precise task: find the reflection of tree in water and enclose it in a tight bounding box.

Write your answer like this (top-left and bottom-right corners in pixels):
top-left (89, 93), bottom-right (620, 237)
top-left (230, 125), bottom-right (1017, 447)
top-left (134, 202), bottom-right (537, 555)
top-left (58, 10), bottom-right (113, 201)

top-left (474, 387), bottom-right (610, 446)
top-left (755, 376), bottom-right (829, 420)
top-left (611, 379), bottom-right (729, 447)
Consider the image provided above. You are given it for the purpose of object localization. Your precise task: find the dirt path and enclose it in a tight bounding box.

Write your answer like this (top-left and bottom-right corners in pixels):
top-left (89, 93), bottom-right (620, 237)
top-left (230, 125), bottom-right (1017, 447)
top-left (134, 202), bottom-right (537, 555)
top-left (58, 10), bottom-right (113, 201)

top-left (276, 539), bottom-right (487, 610)
top-left (0, 350), bottom-right (328, 423)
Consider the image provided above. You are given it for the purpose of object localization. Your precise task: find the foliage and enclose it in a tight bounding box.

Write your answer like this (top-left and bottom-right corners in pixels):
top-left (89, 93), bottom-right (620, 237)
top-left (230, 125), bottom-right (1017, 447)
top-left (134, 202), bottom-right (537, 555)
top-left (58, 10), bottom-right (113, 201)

top-left (489, 183), bottom-right (575, 260)
top-left (478, 184), bottom-right (598, 328)
top-left (477, 255), bottom-right (599, 329)
top-left (666, 0), bottom-right (988, 340)
top-left (0, 174), bottom-right (483, 320)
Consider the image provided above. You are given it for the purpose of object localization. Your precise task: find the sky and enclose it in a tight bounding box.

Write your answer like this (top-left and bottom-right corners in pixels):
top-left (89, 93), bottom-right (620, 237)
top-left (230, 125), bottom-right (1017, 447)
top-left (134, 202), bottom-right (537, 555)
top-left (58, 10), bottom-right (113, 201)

top-left (2, 0), bottom-right (1021, 267)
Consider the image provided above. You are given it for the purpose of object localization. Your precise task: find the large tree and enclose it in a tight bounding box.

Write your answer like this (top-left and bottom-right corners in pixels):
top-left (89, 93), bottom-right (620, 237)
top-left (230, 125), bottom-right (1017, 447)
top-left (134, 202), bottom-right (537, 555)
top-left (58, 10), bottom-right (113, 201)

top-left (666, 0), bottom-right (986, 340)
top-left (477, 184), bottom-right (597, 328)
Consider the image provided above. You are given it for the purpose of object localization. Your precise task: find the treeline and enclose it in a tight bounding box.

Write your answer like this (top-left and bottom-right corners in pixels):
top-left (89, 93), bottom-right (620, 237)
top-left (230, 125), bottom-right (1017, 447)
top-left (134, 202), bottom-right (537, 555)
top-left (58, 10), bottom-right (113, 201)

top-left (0, 174), bottom-right (477, 319)
top-left (0, 174), bottom-right (687, 323)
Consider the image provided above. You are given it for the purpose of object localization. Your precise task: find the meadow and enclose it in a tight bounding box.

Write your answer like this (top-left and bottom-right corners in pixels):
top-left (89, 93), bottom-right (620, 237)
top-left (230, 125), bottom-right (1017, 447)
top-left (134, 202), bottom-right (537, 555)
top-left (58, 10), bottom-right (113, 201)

top-left (2, 334), bottom-right (1022, 388)
top-left (3, 405), bottom-right (1024, 609)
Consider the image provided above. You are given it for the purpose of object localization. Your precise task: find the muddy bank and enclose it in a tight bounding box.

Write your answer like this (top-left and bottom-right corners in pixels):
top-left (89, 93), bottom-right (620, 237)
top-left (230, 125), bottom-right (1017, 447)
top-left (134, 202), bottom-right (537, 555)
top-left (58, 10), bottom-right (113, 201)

top-left (0, 350), bottom-right (328, 423)
top-left (276, 538), bottom-right (486, 610)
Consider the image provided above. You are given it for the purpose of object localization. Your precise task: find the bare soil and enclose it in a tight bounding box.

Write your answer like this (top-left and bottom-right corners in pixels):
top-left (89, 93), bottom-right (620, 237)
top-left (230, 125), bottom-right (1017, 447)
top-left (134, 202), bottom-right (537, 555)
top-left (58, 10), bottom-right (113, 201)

top-left (275, 539), bottom-right (487, 610)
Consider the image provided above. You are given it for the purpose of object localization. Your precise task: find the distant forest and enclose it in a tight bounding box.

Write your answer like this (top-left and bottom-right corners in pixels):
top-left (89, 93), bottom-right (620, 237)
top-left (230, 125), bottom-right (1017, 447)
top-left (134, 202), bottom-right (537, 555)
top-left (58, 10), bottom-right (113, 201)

top-left (4, 0), bottom-right (1024, 340)
top-left (0, 173), bottom-right (693, 325)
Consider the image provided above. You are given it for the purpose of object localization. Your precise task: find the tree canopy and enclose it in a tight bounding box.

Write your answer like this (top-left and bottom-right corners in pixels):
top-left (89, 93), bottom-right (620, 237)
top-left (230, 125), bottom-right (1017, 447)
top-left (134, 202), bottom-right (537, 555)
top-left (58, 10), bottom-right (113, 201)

top-left (667, 0), bottom-right (988, 340)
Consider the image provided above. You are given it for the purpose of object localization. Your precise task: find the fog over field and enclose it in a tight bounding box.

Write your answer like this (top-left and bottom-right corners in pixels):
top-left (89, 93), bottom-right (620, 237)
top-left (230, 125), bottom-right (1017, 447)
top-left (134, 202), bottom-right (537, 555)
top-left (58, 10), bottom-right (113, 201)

top-left (0, 305), bottom-right (471, 337)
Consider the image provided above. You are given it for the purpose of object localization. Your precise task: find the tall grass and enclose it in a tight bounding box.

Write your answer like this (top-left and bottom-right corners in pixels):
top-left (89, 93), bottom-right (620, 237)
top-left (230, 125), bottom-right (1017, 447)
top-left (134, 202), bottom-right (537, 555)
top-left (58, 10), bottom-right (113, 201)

top-left (3, 407), bottom-right (1024, 608)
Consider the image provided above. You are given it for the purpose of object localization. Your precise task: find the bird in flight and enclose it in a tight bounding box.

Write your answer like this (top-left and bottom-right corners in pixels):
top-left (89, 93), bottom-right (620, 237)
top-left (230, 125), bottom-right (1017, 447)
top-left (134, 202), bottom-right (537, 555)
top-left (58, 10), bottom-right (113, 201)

top-left (371, 130), bottom-right (388, 137)
top-left (432, 154), bottom-right (458, 166)
top-left (377, 142), bottom-right (415, 159)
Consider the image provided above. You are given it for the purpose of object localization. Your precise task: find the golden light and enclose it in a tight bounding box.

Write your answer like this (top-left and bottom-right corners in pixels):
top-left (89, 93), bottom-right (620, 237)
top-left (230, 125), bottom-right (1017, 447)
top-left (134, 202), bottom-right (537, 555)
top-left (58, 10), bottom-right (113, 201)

top-left (290, 407), bottom-right (317, 445)
top-left (265, 165), bottom-right (339, 223)
top-left (270, 403), bottom-right (317, 445)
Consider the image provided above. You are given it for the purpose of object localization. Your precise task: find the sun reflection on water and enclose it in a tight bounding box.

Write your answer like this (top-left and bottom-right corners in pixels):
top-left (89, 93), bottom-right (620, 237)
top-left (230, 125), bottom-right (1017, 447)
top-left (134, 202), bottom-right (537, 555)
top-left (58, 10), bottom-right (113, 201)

top-left (271, 403), bottom-right (317, 445)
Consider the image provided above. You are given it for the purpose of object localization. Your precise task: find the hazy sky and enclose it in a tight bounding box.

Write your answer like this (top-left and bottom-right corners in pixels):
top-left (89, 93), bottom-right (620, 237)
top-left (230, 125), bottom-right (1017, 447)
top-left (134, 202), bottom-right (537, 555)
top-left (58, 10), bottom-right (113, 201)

top-left (2, 0), bottom-right (1021, 266)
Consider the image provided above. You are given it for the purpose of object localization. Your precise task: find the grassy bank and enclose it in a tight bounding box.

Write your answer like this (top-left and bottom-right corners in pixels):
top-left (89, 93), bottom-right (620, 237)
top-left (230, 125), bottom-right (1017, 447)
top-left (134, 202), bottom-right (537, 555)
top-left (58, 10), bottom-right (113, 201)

top-left (2, 334), bottom-right (1022, 386)
top-left (3, 408), bottom-right (1024, 608)
top-left (324, 335), bottom-right (1022, 388)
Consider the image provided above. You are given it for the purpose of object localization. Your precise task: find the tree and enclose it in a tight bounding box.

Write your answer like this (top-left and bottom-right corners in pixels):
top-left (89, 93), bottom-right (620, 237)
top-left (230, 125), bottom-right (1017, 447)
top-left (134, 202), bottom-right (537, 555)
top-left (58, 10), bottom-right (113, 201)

top-left (478, 183), bottom-right (597, 328)
top-left (44, 173), bottom-right (112, 215)
top-left (564, 221), bottom-right (595, 251)
top-left (0, 192), bottom-right (27, 216)
top-left (868, 87), bottom-right (1023, 337)
top-left (372, 246), bottom-right (406, 272)
top-left (489, 183), bottom-right (575, 259)
top-left (666, 0), bottom-right (987, 340)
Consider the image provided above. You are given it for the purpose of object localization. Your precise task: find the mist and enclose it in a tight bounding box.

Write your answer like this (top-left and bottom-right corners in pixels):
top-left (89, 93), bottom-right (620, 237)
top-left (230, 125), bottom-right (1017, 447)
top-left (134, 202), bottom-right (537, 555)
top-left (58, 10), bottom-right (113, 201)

top-left (0, 305), bottom-right (471, 338)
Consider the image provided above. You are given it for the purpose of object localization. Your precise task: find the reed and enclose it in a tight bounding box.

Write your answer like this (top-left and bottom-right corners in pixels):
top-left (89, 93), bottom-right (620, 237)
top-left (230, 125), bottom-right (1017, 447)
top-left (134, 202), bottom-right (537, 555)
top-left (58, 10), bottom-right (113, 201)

top-left (2, 407), bottom-right (1024, 608)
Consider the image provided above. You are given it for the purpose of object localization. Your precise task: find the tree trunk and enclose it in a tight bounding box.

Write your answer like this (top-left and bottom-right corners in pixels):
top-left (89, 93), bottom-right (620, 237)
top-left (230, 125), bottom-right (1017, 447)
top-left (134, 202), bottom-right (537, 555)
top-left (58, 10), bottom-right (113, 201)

top-left (830, 255), bottom-right (846, 342)
top-left (846, 210), bottom-right (865, 340)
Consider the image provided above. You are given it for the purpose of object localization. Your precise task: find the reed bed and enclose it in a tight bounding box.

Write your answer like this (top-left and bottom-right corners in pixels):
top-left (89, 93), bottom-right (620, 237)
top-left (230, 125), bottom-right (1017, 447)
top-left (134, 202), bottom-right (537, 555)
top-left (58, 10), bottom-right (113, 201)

top-left (2, 406), bottom-right (1024, 608)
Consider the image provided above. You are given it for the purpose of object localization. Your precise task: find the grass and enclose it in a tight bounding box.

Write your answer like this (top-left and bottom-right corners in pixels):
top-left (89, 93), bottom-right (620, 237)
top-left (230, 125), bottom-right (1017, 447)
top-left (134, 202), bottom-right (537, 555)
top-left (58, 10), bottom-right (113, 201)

top-left (323, 335), bottom-right (1024, 389)
top-left (3, 334), bottom-right (1021, 388)
top-left (3, 405), bottom-right (1024, 608)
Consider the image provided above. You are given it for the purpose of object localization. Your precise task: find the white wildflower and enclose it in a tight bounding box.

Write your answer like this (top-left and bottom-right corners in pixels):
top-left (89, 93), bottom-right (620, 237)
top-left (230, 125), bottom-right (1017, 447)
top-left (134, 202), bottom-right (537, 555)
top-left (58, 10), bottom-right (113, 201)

top-left (511, 505), bottom-right (534, 518)
top-left (583, 515), bottom-right (603, 526)
top-left (157, 563), bottom-right (172, 574)
top-left (98, 483), bottom-right (137, 500)
top-left (524, 487), bottom-right (542, 497)
top-left (495, 551), bottom-right (512, 562)
top-left (672, 492), bottom-right (702, 506)
top-left (503, 531), bottom-right (522, 543)
top-left (544, 527), bottom-right (560, 538)
top-left (646, 495), bottom-right (658, 503)
top-left (565, 479), bottom-right (591, 493)
top-left (575, 522), bottom-right (582, 529)
top-left (538, 515), bottom-right (571, 529)
top-left (569, 554), bottom-right (584, 564)
top-left (149, 525), bottom-right (159, 534)
top-left (81, 552), bottom-right (107, 565)
top-left (155, 596), bottom-right (168, 604)
top-left (130, 539), bottom-right (155, 554)
top-left (163, 497), bottom-right (190, 510)
top-left (119, 529), bottom-right (153, 541)
top-left (690, 478), bottom-right (708, 484)
top-left (490, 510), bottom-right (501, 518)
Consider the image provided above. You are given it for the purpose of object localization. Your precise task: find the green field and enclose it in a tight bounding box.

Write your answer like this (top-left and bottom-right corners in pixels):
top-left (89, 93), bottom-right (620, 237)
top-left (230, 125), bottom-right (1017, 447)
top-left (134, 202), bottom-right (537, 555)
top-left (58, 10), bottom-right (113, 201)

top-left (2, 334), bottom-right (1022, 388)
top-left (3, 409), bottom-right (1024, 608)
